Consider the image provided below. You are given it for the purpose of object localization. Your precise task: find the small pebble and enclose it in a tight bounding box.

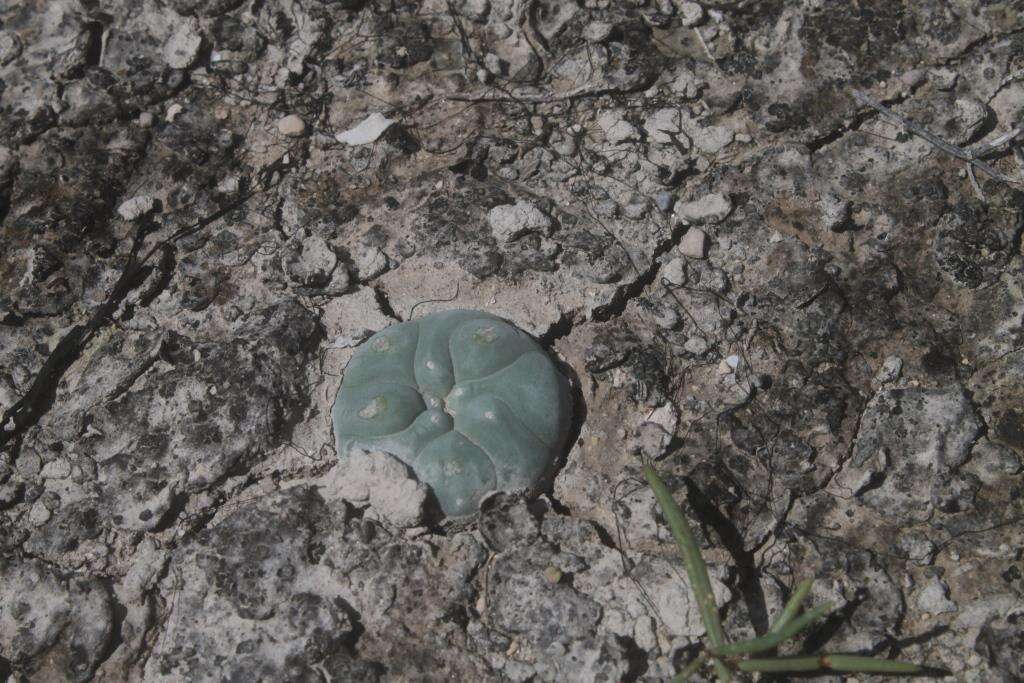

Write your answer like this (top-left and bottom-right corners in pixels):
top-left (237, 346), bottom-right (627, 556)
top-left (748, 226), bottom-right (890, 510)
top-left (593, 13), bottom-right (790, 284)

top-left (29, 501), bottom-right (52, 526)
top-left (678, 1), bottom-right (704, 26)
top-left (487, 201), bottom-right (552, 242)
top-left (684, 336), bottom-right (709, 355)
top-left (675, 193), bottom-right (733, 224)
top-left (117, 195), bottom-right (157, 222)
top-left (166, 103), bottom-right (184, 122)
top-left (678, 228), bottom-right (708, 258)
top-left (717, 355), bottom-right (740, 374)
top-left (661, 257), bottom-right (687, 287)
top-left (583, 21), bottom-right (614, 43)
top-left (40, 458), bottom-right (71, 480)
top-left (277, 114), bottom-right (307, 137)
top-left (163, 21), bottom-right (202, 70)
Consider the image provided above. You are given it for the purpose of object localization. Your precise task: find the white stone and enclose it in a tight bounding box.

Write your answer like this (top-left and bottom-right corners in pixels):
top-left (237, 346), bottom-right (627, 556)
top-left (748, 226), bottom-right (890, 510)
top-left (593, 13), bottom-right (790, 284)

top-left (0, 30), bottom-right (23, 66)
top-left (163, 21), bottom-right (202, 70)
top-left (137, 112), bottom-right (155, 128)
top-left (819, 192), bottom-right (850, 232)
top-left (683, 336), bottom-right (709, 354)
top-left (670, 71), bottom-right (702, 99)
top-left (678, 227), bottom-right (708, 258)
top-left (117, 195), bottom-right (156, 221)
top-left (597, 110), bottom-right (640, 144)
top-left (277, 114), bottom-right (306, 137)
top-left (631, 422), bottom-right (672, 459)
top-left (677, 1), bottom-right (704, 26)
top-left (29, 501), bottom-right (52, 527)
top-left (643, 108), bottom-right (685, 145)
top-left (483, 53), bottom-right (504, 76)
top-left (872, 356), bottom-right (903, 388)
top-left (350, 244), bottom-right (390, 281)
top-left (647, 402), bottom-right (679, 434)
top-left (633, 616), bottom-right (658, 651)
top-left (675, 193), bottom-right (732, 224)
top-left (487, 201), bottom-right (552, 242)
top-left (335, 112), bottom-right (395, 145)
top-left (282, 235), bottom-right (337, 287)
top-left (216, 175), bottom-right (240, 195)
top-left (691, 124), bottom-right (734, 154)
top-left (916, 576), bottom-right (957, 614)
top-left (583, 21), bottom-right (614, 43)
top-left (166, 103), bottom-right (184, 122)
top-left (320, 449), bottom-right (428, 528)
top-left (661, 257), bottom-right (687, 287)
top-left (40, 458), bottom-right (72, 480)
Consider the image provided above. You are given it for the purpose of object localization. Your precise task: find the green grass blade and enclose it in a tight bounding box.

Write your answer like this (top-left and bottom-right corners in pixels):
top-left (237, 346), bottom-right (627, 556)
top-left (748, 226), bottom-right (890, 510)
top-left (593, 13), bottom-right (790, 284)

top-left (823, 654), bottom-right (922, 674)
top-left (671, 652), bottom-right (733, 682)
top-left (710, 602), bottom-right (833, 657)
top-left (710, 658), bottom-right (732, 682)
top-left (643, 465), bottom-right (728, 650)
top-left (671, 651), bottom-right (707, 682)
top-left (738, 654), bottom-right (923, 675)
top-left (769, 578), bottom-right (814, 634)
top-left (737, 656), bottom-right (824, 673)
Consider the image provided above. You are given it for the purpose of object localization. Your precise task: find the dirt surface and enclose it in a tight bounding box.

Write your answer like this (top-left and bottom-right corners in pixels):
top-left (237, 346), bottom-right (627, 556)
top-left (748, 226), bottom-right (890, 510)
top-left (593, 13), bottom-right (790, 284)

top-left (1, 0), bottom-right (1023, 681)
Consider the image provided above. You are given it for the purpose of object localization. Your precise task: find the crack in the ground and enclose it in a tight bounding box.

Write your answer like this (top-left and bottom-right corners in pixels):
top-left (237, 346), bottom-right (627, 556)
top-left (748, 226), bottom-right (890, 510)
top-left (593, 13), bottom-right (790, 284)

top-left (91, 579), bottom-right (128, 677)
top-left (592, 220), bottom-right (689, 324)
top-left (372, 285), bottom-right (403, 323)
top-left (0, 154), bottom-right (296, 462)
top-left (806, 83), bottom-right (925, 155)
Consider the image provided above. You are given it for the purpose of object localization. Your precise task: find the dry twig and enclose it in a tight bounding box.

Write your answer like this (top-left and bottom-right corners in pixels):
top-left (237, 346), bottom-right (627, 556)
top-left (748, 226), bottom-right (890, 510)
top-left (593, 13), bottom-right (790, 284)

top-left (851, 90), bottom-right (1020, 186)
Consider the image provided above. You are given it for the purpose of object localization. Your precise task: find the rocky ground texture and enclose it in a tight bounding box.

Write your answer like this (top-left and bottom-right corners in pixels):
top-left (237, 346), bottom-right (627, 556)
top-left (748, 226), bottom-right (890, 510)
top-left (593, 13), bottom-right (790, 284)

top-left (1, 0), bottom-right (1023, 681)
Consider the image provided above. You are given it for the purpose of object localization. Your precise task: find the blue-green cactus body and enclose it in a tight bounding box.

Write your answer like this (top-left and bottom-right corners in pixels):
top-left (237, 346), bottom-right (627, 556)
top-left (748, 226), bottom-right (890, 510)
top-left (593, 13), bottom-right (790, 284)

top-left (332, 310), bottom-right (572, 517)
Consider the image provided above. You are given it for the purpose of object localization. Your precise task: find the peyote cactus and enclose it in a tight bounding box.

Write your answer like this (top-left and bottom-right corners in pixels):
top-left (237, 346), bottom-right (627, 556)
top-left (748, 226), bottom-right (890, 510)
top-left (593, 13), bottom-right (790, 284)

top-left (332, 309), bottom-right (572, 517)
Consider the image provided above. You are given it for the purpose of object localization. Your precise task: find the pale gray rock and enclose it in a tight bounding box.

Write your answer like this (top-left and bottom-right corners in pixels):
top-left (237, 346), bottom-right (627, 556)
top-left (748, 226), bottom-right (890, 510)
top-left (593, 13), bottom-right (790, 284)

top-left (117, 195), bottom-right (157, 221)
top-left (840, 387), bottom-right (982, 522)
top-left (0, 558), bottom-right (113, 682)
top-left (675, 193), bottom-right (732, 224)
top-left (583, 22), bottom-right (614, 43)
top-left (0, 30), bottom-right (23, 66)
top-left (597, 110), bottom-right (640, 144)
top-left (164, 21), bottom-right (203, 69)
top-left (277, 114), bottom-right (306, 137)
top-left (661, 257), bottom-right (687, 287)
top-left (282, 235), bottom-right (338, 288)
top-left (487, 201), bottom-right (552, 242)
top-left (349, 244), bottom-right (390, 281)
top-left (643, 108), bottom-right (684, 145)
top-left (871, 355), bottom-right (903, 388)
top-left (320, 449), bottom-right (429, 528)
top-left (629, 421), bottom-right (672, 459)
top-left (678, 227), bottom-right (708, 258)
top-left (677, 1), bottom-right (704, 26)
top-left (917, 576), bottom-right (957, 614)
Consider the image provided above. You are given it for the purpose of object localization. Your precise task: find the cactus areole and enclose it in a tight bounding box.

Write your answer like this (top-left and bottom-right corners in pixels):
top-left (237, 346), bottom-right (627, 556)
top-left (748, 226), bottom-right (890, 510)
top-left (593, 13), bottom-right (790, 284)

top-left (332, 309), bottom-right (573, 517)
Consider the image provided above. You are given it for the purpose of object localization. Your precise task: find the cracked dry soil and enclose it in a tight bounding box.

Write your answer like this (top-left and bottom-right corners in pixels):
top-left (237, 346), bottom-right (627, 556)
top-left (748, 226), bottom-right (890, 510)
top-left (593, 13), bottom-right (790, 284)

top-left (1, 0), bottom-right (1023, 681)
